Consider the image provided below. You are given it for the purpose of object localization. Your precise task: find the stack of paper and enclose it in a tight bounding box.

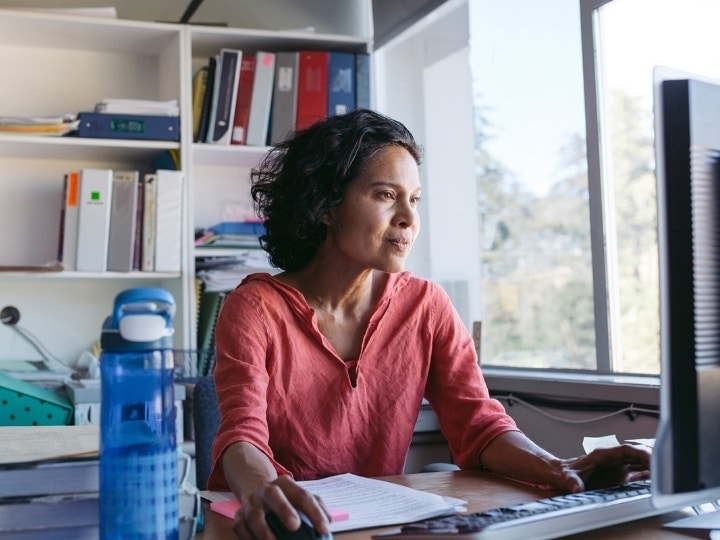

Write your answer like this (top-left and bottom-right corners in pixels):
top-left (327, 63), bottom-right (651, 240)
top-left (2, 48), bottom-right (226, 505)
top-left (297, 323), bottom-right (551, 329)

top-left (0, 114), bottom-right (78, 136)
top-left (93, 98), bottom-right (180, 116)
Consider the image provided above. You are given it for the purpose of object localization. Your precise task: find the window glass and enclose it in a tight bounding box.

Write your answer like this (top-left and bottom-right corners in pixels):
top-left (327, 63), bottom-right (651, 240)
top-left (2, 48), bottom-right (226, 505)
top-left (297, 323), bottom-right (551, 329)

top-left (591, 0), bottom-right (720, 374)
top-left (471, 0), bottom-right (720, 374)
top-left (469, 0), bottom-right (594, 370)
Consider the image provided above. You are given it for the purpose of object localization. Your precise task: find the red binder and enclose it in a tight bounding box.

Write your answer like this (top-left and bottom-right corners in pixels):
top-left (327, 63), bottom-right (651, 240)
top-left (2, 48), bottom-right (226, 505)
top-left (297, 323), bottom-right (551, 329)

top-left (296, 50), bottom-right (329, 131)
top-left (230, 54), bottom-right (256, 145)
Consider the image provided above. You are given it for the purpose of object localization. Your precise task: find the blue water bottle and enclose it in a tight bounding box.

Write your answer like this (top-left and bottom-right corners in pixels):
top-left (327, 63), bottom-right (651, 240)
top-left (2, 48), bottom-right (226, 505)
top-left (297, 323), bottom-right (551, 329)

top-left (99, 287), bottom-right (178, 539)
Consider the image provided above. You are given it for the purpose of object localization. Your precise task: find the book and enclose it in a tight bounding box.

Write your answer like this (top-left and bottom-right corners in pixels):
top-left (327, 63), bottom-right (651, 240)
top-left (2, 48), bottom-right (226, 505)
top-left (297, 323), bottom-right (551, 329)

top-left (196, 289), bottom-right (227, 357)
top-left (207, 48), bottom-right (242, 145)
top-left (0, 493), bottom-right (99, 532)
top-left (296, 50), bottom-right (330, 131)
top-left (75, 168), bottom-right (113, 272)
top-left (58, 171), bottom-right (80, 271)
top-left (0, 456), bottom-right (98, 499)
top-left (153, 169), bottom-right (184, 273)
top-left (246, 51), bottom-right (276, 146)
top-left (355, 52), bottom-right (371, 109)
top-left (141, 173), bottom-right (157, 272)
top-left (196, 56), bottom-right (217, 142)
top-left (76, 112), bottom-right (179, 141)
top-left (106, 170), bottom-right (139, 272)
top-left (191, 65), bottom-right (209, 141)
top-left (230, 54), bottom-right (255, 145)
top-left (270, 51), bottom-right (299, 145)
top-left (132, 178), bottom-right (144, 270)
top-left (327, 51), bottom-right (356, 117)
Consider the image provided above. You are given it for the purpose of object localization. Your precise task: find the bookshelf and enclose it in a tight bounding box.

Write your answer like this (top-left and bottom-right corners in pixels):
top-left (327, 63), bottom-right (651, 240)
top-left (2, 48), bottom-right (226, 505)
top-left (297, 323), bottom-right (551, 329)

top-left (0, 5), bottom-right (372, 366)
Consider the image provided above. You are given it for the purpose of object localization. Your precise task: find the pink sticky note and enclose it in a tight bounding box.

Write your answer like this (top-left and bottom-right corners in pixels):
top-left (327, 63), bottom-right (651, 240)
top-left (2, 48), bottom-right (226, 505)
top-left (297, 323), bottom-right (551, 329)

top-left (210, 499), bottom-right (349, 522)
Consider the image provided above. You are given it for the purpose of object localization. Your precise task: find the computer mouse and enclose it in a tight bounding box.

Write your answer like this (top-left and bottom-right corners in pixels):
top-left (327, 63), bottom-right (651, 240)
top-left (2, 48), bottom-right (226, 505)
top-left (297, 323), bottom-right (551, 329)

top-left (265, 510), bottom-right (333, 540)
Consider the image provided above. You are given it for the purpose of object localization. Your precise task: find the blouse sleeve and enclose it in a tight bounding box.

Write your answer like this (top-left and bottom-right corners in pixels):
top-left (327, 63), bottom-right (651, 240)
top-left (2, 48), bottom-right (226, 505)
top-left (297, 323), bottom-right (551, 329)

top-left (423, 283), bottom-right (520, 469)
top-left (207, 286), bottom-right (292, 491)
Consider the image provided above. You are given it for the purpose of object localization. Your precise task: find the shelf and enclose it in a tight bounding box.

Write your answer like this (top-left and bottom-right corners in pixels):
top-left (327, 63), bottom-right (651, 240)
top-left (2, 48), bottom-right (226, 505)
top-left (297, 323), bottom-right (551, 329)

top-left (0, 10), bottom-right (180, 53)
top-left (192, 143), bottom-right (269, 168)
top-left (188, 26), bottom-right (370, 59)
top-left (0, 270), bottom-right (181, 280)
top-left (0, 134), bottom-right (180, 161)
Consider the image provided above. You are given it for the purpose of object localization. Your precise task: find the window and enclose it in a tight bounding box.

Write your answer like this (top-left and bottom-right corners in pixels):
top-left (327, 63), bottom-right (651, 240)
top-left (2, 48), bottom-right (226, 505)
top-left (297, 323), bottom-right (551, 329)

top-left (471, 0), bottom-right (720, 375)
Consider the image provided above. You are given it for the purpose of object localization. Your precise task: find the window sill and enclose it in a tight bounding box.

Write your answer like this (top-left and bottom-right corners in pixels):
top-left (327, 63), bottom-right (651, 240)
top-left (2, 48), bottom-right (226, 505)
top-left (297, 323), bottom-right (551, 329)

top-left (481, 367), bottom-right (660, 406)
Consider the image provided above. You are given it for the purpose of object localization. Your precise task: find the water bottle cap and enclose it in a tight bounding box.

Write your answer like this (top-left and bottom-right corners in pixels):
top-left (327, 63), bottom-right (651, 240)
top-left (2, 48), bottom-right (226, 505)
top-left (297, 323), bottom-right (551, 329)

top-left (101, 287), bottom-right (175, 348)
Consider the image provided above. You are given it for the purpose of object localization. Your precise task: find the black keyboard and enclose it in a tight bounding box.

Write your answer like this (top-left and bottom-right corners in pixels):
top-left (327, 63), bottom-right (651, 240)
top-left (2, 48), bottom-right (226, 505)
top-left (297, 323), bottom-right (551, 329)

top-left (373, 480), bottom-right (662, 540)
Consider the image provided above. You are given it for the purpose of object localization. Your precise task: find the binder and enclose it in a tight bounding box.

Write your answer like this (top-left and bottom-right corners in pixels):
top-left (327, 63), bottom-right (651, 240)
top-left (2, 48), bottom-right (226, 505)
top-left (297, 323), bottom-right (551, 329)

top-left (296, 50), bottom-right (330, 131)
top-left (75, 168), bottom-right (113, 272)
top-left (191, 65), bottom-right (209, 141)
top-left (106, 170), bottom-right (139, 272)
top-left (58, 171), bottom-right (80, 271)
top-left (230, 54), bottom-right (256, 145)
top-left (141, 173), bottom-right (157, 272)
top-left (327, 52), bottom-right (355, 117)
top-left (207, 48), bottom-right (242, 145)
top-left (246, 51), bottom-right (276, 146)
top-left (196, 55), bottom-right (217, 142)
top-left (77, 112), bottom-right (180, 141)
top-left (355, 52), bottom-right (371, 110)
top-left (270, 51), bottom-right (299, 145)
top-left (153, 169), bottom-right (184, 273)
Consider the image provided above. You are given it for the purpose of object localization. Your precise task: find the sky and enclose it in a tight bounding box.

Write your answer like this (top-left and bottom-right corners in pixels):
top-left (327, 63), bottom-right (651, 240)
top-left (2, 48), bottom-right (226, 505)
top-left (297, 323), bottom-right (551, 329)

top-left (467, 0), bottom-right (720, 197)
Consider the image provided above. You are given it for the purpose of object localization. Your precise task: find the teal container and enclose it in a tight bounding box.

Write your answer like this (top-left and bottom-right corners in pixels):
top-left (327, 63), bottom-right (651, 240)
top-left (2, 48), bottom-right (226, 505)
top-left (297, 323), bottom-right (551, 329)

top-left (99, 287), bottom-right (178, 540)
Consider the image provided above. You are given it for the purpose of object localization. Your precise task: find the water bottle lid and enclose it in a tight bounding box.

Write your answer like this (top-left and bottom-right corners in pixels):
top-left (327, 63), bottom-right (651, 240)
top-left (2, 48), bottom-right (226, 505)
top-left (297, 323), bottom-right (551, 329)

top-left (101, 287), bottom-right (175, 349)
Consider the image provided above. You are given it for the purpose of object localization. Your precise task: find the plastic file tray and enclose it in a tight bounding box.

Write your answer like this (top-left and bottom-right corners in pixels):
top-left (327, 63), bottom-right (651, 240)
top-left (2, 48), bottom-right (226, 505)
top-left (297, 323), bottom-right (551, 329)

top-left (0, 372), bottom-right (73, 426)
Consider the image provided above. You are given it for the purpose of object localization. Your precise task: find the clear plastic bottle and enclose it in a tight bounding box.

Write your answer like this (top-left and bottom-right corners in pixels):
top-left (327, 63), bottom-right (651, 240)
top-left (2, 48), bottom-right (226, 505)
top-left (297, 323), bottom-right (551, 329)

top-left (99, 287), bottom-right (178, 539)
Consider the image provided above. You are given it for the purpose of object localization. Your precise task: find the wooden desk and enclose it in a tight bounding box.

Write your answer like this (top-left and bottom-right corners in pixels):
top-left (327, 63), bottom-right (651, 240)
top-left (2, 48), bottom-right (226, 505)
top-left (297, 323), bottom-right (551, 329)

top-left (197, 470), bottom-right (705, 539)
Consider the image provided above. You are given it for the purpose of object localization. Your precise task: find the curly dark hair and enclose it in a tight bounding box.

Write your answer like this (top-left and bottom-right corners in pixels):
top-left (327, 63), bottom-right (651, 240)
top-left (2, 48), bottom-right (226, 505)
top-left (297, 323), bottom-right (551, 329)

top-left (250, 108), bottom-right (423, 271)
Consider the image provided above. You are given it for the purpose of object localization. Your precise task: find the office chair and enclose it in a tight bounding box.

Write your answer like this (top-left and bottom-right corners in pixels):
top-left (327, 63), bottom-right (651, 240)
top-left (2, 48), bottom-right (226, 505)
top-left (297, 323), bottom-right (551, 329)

top-left (192, 375), bottom-right (220, 490)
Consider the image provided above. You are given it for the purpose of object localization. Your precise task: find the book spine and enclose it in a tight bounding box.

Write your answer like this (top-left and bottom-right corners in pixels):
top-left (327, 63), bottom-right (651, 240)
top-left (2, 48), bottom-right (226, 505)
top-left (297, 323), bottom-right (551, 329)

top-left (355, 53), bottom-right (371, 109)
top-left (153, 170), bottom-right (184, 273)
top-left (209, 49), bottom-right (242, 145)
top-left (230, 54), bottom-right (256, 145)
top-left (141, 173), bottom-right (157, 272)
top-left (270, 51), bottom-right (299, 146)
top-left (296, 50), bottom-right (330, 131)
top-left (191, 65), bottom-right (209, 142)
top-left (75, 169), bottom-right (113, 272)
top-left (196, 56), bottom-right (217, 143)
top-left (106, 171), bottom-right (139, 272)
top-left (77, 113), bottom-right (179, 141)
top-left (327, 51), bottom-right (355, 117)
top-left (59, 170), bottom-right (80, 271)
top-left (132, 178), bottom-right (144, 270)
top-left (246, 51), bottom-right (276, 146)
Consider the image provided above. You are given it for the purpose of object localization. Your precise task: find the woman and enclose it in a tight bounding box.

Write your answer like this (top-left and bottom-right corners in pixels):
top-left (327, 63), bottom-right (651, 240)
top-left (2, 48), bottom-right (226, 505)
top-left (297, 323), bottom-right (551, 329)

top-left (208, 109), bottom-right (650, 539)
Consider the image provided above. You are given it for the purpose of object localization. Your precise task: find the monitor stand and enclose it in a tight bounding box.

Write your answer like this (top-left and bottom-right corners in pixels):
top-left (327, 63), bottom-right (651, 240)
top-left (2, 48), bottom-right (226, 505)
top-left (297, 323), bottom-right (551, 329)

top-left (664, 505), bottom-right (720, 531)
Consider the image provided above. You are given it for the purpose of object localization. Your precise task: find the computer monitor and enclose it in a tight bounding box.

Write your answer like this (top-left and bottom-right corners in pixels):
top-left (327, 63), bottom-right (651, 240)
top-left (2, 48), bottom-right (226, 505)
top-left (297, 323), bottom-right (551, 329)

top-left (651, 66), bottom-right (720, 525)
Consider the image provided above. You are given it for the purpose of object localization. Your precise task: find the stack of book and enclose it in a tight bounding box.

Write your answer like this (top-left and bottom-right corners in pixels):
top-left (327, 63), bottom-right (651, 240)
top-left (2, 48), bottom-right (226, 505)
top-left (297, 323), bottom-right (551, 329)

top-left (58, 168), bottom-right (184, 273)
top-left (0, 425), bottom-right (100, 539)
top-left (0, 425), bottom-right (199, 540)
top-left (193, 48), bottom-right (370, 147)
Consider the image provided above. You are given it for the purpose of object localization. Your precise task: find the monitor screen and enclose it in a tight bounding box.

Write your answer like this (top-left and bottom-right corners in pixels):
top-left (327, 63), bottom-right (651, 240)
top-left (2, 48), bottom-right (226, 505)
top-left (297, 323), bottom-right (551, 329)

top-left (651, 66), bottom-right (720, 520)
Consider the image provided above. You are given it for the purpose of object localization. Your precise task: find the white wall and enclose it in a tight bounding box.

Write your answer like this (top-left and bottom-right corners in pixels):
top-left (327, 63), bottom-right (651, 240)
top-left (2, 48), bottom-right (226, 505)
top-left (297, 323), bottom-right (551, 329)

top-left (375, 0), bottom-right (481, 328)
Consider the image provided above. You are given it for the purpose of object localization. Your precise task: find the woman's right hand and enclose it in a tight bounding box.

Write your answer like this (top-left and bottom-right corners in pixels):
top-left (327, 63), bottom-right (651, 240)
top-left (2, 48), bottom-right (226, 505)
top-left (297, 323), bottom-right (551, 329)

top-left (232, 474), bottom-right (331, 539)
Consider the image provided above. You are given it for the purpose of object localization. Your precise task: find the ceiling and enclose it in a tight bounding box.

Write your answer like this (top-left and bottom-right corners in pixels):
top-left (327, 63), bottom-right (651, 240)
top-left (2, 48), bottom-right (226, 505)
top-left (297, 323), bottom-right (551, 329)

top-left (372, 0), bottom-right (449, 48)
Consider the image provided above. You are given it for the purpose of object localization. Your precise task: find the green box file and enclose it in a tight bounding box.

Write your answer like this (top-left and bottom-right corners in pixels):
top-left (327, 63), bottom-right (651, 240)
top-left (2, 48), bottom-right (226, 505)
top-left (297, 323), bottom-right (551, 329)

top-left (0, 372), bottom-right (73, 426)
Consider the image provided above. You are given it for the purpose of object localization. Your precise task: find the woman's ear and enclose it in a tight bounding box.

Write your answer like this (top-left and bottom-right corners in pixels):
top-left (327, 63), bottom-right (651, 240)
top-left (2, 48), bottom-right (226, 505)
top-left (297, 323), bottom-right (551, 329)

top-left (321, 210), bottom-right (334, 227)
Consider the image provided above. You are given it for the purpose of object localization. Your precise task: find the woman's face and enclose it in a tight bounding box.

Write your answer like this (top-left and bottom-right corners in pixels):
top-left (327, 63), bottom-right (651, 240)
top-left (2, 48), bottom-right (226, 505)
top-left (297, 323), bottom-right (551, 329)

top-left (324, 145), bottom-right (421, 274)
